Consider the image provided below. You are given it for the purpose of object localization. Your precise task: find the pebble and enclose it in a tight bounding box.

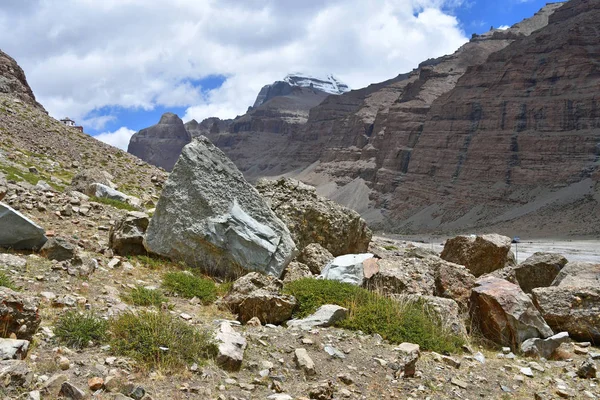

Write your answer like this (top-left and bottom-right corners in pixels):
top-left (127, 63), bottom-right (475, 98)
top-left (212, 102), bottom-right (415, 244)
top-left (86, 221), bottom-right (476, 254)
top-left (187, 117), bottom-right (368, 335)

top-left (450, 377), bottom-right (468, 389)
top-left (58, 356), bottom-right (70, 370)
top-left (520, 367), bottom-right (534, 377)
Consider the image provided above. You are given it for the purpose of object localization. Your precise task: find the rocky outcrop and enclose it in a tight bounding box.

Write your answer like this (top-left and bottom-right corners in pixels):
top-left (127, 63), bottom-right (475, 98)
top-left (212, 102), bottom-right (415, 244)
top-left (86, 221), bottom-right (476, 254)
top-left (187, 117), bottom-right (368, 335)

top-left (0, 50), bottom-right (44, 110)
top-left (127, 113), bottom-right (191, 171)
top-left (512, 253), bottom-right (568, 293)
top-left (441, 234), bottom-right (515, 277)
top-left (0, 203), bottom-right (47, 250)
top-left (69, 169), bottom-right (115, 194)
top-left (296, 243), bottom-right (334, 275)
top-left (470, 276), bottom-right (553, 350)
top-left (256, 178), bottom-right (372, 256)
top-left (144, 138), bottom-right (296, 278)
top-left (109, 211), bottom-right (149, 256)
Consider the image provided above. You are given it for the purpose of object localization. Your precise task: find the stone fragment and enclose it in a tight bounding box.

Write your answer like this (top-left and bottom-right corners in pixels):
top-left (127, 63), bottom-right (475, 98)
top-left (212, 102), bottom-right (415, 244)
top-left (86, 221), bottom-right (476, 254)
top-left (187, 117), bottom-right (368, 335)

top-left (287, 305), bottom-right (348, 330)
top-left (470, 277), bottom-right (553, 350)
top-left (59, 381), bottom-right (86, 399)
top-left (0, 338), bottom-right (29, 360)
top-left (144, 138), bottom-right (296, 278)
top-left (86, 183), bottom-right (129, 203)
top-left (432, 259), bottom-right (476, 310)
top-left (0, 287), bottom-right (41, 340)
top-left (0, 203), bottom-right (47, 250)
top-left (450, 377), bottom-right (468, 389)
top-left (294, 348), bottom-right (316, 375)
top-left (88, 376), bottom-right (104, 390)
top-left (308, 380), bottom-right (334, 400)
top-left (42, 373), bottom-right (68, 396)
top-left (282, 261), bottom-right (312, 283)
top-left (109, 211), bottom-right (150, 256)
top-left (521, 332), bottom-right (570, 358)
top-left (256, 178), bottom-right (372, 256)
top-left (297, 243), bottom-right (334, 275)
top-left (441, 234), bottom-right (515, 277)
top-left (0, 359), bottom-right (33, 388)
top-left (40, 237), bottom-right (77, 261)
top-left (320, 253), bottom-right (375, 285)
top-left (395, 342), bottom-right (420, 378)
top-left (577, 359), bottom-right (597, 379)
top-left (215, 322), bottom-right (247, 372)
top-left (364, 257), bottom-right (433, 295)
top-left (69, 168), bottom-right (114, 194)
top-left (513, 252), bottom-right (568, 293)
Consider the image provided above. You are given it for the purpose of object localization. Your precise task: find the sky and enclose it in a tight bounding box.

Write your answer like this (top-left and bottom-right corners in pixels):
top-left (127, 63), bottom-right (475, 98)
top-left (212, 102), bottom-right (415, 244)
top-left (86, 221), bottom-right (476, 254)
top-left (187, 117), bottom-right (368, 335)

top-left (0, 0), bottom-right (557, 150)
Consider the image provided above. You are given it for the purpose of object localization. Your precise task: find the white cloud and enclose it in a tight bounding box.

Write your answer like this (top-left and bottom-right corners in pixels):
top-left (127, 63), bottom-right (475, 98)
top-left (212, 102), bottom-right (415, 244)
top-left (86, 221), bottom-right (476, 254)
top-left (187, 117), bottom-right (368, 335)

top-left (94, 127), bottom-right (136, 150)
top-left (497, 25), bottom-right (511, 30)
top-left (0, 0), bottom-right (469, 126)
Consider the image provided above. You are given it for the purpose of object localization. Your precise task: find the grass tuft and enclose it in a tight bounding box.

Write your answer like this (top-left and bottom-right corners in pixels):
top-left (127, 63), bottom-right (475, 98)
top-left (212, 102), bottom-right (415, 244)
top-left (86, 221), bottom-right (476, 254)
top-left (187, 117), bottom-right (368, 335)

top-left (0, 271), bottom-right (18, 291)
top-left (125, 287), bottom-right (166, 307)
top-left (162, 272), bottom-right (217, 303)
top-left (129, 255), bottom-right (174, 270)
top-left (90, 196), bottom-right (137, 211)
top-left (284, 278), bottom-right (464, 353)
top-left (54, 311), bottom-right (108, 349)
top-left (109, 311), bottom-right (216, 371)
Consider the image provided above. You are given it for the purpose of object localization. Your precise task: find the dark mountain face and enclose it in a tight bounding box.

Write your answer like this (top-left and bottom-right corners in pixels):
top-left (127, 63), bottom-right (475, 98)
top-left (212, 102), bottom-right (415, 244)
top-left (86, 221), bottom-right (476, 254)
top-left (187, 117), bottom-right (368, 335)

top-left (127, 112), bottom-right (192, 171)
top-left (0, 50), bottom-right (45, 111)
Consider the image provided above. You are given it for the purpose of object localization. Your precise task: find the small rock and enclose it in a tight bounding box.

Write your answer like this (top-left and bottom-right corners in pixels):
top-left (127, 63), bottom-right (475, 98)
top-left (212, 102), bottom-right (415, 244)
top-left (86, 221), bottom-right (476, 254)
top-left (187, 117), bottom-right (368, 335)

top-left (295, 348), bottom-right (316, 376)
top-left (520, 367), bottom-right (534, 377)
top-left (88, 376), bottom-right (104, 390)
top-left (246, 316), bottom-right (262, 327)
top-left (577, 359), bottom-right (597, 379)
top-left (450, 377), bottom-right (468, 389)
top-left (441, 355), bottom-right (461, 369)
top-left (59, 381), bottom-right (86, 400)
top-left (58, 356), bottom-right (70, 370)
top-left (395, 342), bottom-right (420, 378)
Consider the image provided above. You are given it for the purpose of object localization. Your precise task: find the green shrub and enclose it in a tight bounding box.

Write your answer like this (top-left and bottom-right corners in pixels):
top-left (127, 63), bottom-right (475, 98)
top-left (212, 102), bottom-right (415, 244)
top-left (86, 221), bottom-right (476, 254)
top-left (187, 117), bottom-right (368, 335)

top-left (129, 255), bottom-right (175, 270)
top-left (54, 311), bottom-right (108, 349)
top-left (284, 278), bottom-right (464, 353)
top-left (0, 271), bottom-right (18, 291)
top-left (126, 287), bottom-right (166, 307)
top-left (283, 278), bottom-right (365, 318)
top-left (90, 196), bottom-right (137, 211)
top-left (109, 311), bottom-right (216, 371)
top-left (162, 272), bottom-right (217, 303)
top-left (383, 245), bottom-right (399, 251)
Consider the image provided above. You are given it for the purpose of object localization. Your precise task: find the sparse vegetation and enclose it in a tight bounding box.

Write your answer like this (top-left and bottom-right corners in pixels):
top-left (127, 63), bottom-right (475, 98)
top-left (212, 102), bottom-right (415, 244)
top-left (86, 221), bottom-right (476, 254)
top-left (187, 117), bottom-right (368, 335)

top-left (0, 163), bottom-right (40, 186)
top-left (162, 272), bottom-right (217, 303)
top-left (54, 311), bottom-right (108, 349)
top-left (90, 196), bottom-right (137, 211)
top-left (125, 286), bottom-right (166, 307)
top-left (109, 311), bottom-right (216, 371)
top-left (383, 245), bottom-right (399, 251)
top-left (130, 255), bottom-right (171, 270)
top-left (0, 270), bottom-right (18, 290)
top-left (284, 278), bottom-right (464, 353)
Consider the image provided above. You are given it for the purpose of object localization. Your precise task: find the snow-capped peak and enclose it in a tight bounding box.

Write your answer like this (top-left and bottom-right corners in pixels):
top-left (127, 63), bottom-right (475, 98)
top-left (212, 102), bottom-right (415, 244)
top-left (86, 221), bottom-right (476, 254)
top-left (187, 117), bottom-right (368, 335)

top-left (282, 73), bottom-right (351, 95)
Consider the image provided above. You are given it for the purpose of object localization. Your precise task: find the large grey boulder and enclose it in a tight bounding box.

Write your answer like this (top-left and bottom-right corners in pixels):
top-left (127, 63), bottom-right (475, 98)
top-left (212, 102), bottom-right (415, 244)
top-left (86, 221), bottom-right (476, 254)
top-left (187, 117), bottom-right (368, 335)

top-left (551, 261), bottom-right (599, 287)
top-left (68, 168), bottom-right (114, 194)
top-left (256, 178), bottom-right (372, 256)
top-left (441, 234), bottom-right (515, 277)
top-left (144, 137), bottom-right (296, 278)
top-left (512, 252), bottom-right (568, 293)
top-left (320, 253), bottom-right (376, 286)
top-left (127, 112), bottom-right (192, 171)
top-left (109, 211), bottom-right (149, 256)
top-left (470, 276), bottom-right (553, 350)
top-left (0, 203), bottom-right (47, 250)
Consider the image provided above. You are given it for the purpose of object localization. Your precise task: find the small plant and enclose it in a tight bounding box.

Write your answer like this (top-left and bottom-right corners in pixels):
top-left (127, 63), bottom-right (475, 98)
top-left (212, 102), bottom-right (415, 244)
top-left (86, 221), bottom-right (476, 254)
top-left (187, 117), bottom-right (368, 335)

top-left (162, 272), bottom-right (217, 303)
top-left (217, 281), bottom-right (234, 297)
top-left (284, 278), bottom-right (464, 353)
top-left (383, 245), bottom-right (399, 251)
top-left (130, 255), bottom-right (172, 270)
top-left (0, 270), bottom-right (18, 291)
top-left (54, 311), bottom-right (108, 349)
top-left (109, 311), bottom-right (216, 371)
top-left (90, 196), bottom-right (137, 211)
top-left (126, 287), bottom-right (166, 307)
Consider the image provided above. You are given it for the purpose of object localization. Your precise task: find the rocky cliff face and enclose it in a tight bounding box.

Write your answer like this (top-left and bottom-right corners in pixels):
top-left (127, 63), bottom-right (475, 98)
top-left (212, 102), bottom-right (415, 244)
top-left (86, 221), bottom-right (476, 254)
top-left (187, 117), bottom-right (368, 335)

top-left (0, 50), bottom-right (45, 110)
top-left (127, 113), bottom-right (191, 171)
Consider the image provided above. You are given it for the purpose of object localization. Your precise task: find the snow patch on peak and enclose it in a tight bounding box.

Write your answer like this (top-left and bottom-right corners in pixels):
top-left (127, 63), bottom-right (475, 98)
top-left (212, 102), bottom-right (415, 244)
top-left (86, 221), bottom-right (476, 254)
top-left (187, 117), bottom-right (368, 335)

top-left (282, 73), bottom-right (351, 95)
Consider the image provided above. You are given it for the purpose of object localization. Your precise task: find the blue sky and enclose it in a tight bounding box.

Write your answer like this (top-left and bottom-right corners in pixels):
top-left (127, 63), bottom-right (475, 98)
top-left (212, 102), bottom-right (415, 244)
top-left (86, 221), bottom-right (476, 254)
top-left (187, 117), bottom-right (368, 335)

top-left (0, 0), bottom-right (561, 149)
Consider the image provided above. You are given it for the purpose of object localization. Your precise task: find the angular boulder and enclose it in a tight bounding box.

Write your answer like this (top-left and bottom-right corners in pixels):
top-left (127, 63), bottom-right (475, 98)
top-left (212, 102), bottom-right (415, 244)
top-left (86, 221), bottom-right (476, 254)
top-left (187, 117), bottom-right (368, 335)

top-left (297, 243), bottom-right (334, 275)
top-left (86, 183), bottom-right (129, 203)
top-left (40, 237), bottom-right (77, 261)
top-left (282, 261), bottom-right (312, 283)
top-left (256, 178), bottom-right (372, 256)
top-left (432, 259), bottom-right (476, 311)
top-left (320, 253), bottom-right (376, 286)
top-left (470, 277), bottom-right (553, 350)
top-left (222, 272), bottom-right (296, 325)
top-left (0, 288), bottom-right (41, 341)
top-left (109, 211), bottom-right (149, 256)
top-left (127, 112), bottom-right (192, 171)
top-left (0, 360), bottom-right (33, 388)
top-left (144, 137), bottom-right (296, 278)
top-left (532, 286), bottom-right (600, 344)
top-left (68, 168), bottom-right (114, 194)
top-left (521, 332), bottom-right (570, 359)
top-left (0, 203), bottom-right (47, 250)
top-left (287, 305), bottom-right (348, 330)
top-left (441, 234), bottom-right (515, 277)
top-left (365, 257), bottom-right (435, 296)
top-left (513, 252), bottom-right (568, 293)
top-left (551, 261), bottom-right (600, 287)
top-left (0, 339), bottom-right (29, 360)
